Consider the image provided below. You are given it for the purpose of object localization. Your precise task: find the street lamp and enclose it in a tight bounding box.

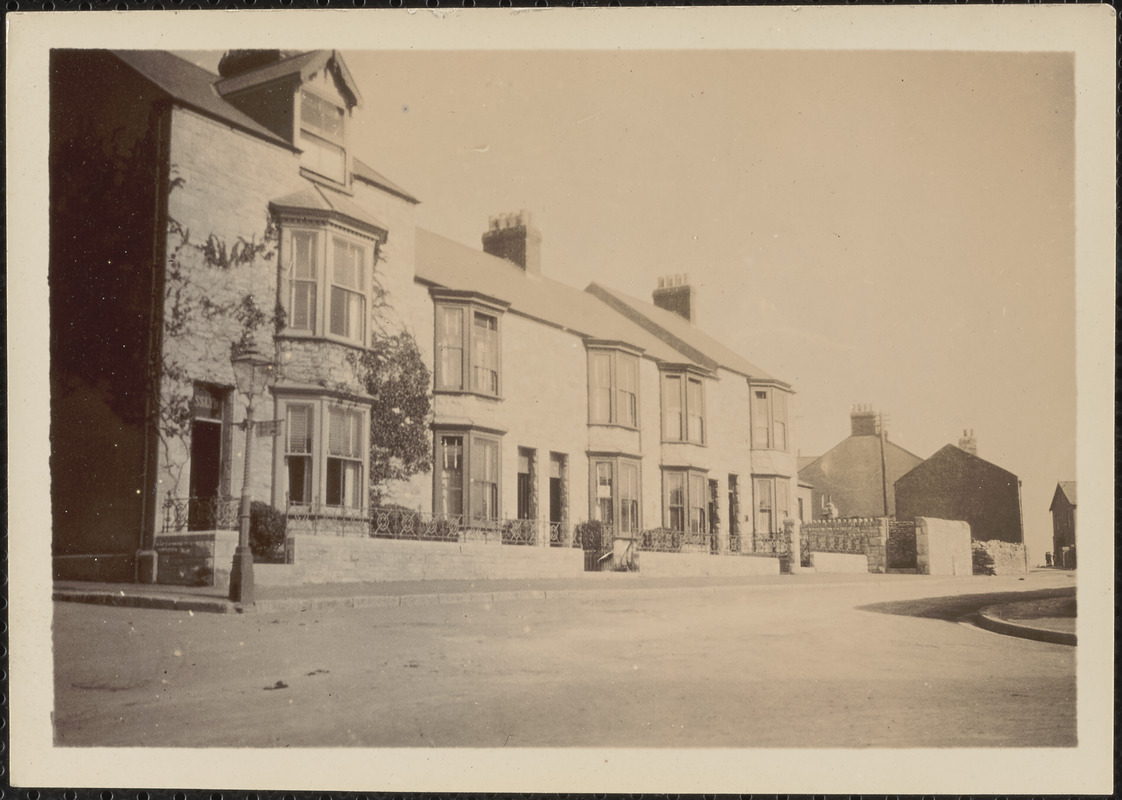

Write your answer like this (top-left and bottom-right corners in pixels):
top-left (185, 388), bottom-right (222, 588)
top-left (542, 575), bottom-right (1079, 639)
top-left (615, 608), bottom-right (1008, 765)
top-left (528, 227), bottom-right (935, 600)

top-left (229, 346), bottom-right (276, 605)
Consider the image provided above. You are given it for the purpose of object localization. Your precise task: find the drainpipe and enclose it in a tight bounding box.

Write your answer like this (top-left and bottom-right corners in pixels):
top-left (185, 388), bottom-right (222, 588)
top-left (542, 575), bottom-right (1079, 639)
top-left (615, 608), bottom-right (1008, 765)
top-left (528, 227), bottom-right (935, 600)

top-left (135, 102), bottom-right (171, 584)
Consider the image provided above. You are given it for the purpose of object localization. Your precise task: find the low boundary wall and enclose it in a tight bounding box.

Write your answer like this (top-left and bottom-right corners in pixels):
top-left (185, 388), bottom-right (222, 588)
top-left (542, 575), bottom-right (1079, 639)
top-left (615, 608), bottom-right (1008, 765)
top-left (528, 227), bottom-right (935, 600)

top-left (637, 551), bottom-right (780, 578)
top-left (973, 539), bottom-right (1028, 575)
top-left (800, 517), bottom-right (889, 573)
top-left (285, 534), bottom-right (585, 583)
top-left (808, 552), bottom-right (869, 574)
top-left (155, 531), bottom-right (238, 588)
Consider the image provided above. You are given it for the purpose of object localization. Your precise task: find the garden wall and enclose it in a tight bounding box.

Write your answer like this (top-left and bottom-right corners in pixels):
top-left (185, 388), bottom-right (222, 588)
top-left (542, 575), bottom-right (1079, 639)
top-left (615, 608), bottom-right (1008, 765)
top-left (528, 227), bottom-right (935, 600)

top-left (637, 552), bottom-right (780, 578)
top-left (974, 539), bottom-right (1028, 575)
top-left (154, 531), bottom-right (238, 588)
top-left (800, 517), bottom-right (888, 573)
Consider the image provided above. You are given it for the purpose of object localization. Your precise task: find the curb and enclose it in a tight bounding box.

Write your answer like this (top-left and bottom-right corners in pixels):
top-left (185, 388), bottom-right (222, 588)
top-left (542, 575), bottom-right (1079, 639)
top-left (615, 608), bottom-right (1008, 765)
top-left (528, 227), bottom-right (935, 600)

top-left (975, 606), bottom-right (1076, 646)
top-left (52, 590), bottom-right (236, 615)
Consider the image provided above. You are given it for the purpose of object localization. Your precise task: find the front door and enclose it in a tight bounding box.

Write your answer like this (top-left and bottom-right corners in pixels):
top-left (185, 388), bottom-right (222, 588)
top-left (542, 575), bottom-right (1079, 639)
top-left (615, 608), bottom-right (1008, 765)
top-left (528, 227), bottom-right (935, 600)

top-left (188, 383), bottom-right (227, 530)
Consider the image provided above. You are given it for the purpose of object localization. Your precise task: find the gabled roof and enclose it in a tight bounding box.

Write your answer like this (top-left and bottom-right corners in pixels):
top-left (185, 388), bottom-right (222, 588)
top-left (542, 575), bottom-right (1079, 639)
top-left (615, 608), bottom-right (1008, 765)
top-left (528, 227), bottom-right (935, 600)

top-left (414, 229), bottom-right (697, 365)
top-left (270, 182), bottom-right (388, 239)
top-left (585, 282), bottom-right (784, 385)
top-left (352, 158), bottom-right (420, 205)
top-left (1050, 481), bottom-right (1077, 511)
top-left (898, 443), bottom-right (1019, 485)
top-left (215, 50), bottom-right (362, 108)
top-left (111, 50), bottom-right (294, 149)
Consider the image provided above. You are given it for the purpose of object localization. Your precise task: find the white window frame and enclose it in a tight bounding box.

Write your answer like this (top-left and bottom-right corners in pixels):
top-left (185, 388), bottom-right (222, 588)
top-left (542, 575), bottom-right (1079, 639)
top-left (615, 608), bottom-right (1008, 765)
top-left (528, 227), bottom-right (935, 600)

top-left (753, 476), bottom-right (791, 535)
top-left (280, 225), bottom-right (373, 348)
top-left (752, 386), bottom-right (789, 452)
top-left (277, 396), bottom-right (370, 514)
top-left (298, 88), bottom-right (347, 184)
top-left (433, 429), bottom-right (504, 521)
top-left (432, 294), bottom-right (506, 398)
top-left (587, 346), bottom-right (640, 429)
top-left (661, 467), bottom-right (709, 534)
top-left (661, 370), bottom-right (706, 444)
top-left (589, 455), bottom-right (641, 537)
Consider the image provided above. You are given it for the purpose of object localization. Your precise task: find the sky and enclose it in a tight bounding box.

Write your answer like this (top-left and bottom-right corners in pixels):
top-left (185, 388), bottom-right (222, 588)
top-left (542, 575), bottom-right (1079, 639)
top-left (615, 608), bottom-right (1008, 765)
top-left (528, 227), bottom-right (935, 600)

top-left (186, 47), bottom-right (1075, 561)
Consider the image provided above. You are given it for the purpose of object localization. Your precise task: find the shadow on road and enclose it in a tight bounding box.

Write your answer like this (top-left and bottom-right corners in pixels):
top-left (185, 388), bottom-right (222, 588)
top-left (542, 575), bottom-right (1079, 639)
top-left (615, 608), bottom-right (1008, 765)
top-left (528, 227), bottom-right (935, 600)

top-left (856, 586), bottom-right (1076, 622)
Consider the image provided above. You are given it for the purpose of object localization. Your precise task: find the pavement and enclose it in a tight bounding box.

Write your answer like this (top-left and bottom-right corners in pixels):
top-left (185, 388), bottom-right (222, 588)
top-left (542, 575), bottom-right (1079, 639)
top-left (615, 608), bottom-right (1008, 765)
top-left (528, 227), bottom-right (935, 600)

top-left (53, 568), bottom-right (1077, 644)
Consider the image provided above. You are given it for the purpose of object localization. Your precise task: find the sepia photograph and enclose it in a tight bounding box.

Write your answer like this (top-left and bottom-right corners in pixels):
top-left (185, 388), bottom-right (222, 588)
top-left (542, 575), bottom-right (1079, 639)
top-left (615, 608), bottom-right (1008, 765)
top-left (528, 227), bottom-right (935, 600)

top-left (7, 6), bottom-right (1115, 795)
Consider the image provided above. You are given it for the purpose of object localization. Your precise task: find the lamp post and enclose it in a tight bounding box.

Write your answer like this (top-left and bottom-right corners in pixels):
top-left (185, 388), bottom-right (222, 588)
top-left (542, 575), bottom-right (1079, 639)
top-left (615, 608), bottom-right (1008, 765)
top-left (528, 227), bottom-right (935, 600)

top-left (229, 347), bottom-right (275, 605)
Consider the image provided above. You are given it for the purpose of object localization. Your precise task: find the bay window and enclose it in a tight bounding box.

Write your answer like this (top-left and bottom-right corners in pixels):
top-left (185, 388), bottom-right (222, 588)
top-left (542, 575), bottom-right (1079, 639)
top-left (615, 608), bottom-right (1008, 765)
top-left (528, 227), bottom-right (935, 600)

top-left (590, 455), bottom-right (641, 536)
top-left (752, 387), bottom-right (789, 451)
top-left (279, 224), bottom-right (376, 347)
top-left (587, 345), bottom-right (640, 428)
top-left (434, 429), bottom-right (503, 520)
top-left (662, 370), bottom-right (706, 444)
top-left (278, 397), bottom-right (369, 514)
top-left (662, 468), bottom-right (709, 534)
top-left (753, 476), bottom-right (791, 535)
top-left (433, 293), bottom-right (507, 397)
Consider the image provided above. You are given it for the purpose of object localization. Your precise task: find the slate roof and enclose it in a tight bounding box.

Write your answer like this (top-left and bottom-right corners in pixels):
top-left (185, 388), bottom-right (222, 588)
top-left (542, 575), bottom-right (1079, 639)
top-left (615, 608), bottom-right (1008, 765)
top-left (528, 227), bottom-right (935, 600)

top-left (353, 158), bottom-right (421, 205)
top-left (898, 443), bottom-right (1019, 484)
top-left (585, 283), bottom-right (784, 385)
top-left (114, 50), bottom-right (418, 204)
top-left (270, 183), bottom-right (388, 238)
top-left (1050, 481), bottom-right (1077, 511)
top-left (112, 50), bottom-right (294, 149)
top-left (215, 50), bottom-right (362, 108)
top-left (414, 229), bottom-right (696, 365)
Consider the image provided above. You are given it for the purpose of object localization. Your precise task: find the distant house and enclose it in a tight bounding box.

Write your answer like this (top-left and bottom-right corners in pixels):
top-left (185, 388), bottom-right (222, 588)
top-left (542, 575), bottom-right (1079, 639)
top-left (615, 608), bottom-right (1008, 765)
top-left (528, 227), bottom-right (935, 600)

top-left (894, 439), bottom-right (1024, 545)
top-left (1049, 481), bottom-right (1076, 568)
top-left (797, 406), bottom-right (924, 519)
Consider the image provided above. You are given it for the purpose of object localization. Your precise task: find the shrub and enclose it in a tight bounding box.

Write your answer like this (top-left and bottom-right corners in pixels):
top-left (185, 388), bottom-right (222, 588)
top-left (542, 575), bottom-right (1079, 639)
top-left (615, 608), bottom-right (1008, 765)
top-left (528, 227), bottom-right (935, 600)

top-left (972, 542), bottom-right (996, 576)
top-left (250, 501), bottom-right (287, 562)
top-left (573, 520), bottom-right (604, 551)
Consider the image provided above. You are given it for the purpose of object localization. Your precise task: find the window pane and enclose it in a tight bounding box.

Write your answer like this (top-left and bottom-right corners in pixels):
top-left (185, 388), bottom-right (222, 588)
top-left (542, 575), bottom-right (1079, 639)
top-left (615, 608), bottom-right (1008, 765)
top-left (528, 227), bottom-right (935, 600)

top-left (471, 314), bottom-right (499, 394)
top-left (437, 307), bottom-right (464, 390)
top-left (328, 408), bottom-right (362, 457)
top-left (689, 473), bottom-right (707, 533)
top-left (293, 231), bottom-right (317, 279)
top-left (286, 405), bottom-right (312, 454)
top-left (326, 458), bottom-right (343, 506)
top-left (589, 352), bottom-right (612, 423)
top-left (617, 355), bottom-right (638, 428)
top-left (595, 461), bottom-right (613, 526)
top-left (470, 438), bottom-right (499, 519)
top-left (753, 390), bottom-right (771, 449)
top-left (440, 436), bottom-right (463, 516)
top-left (776, 480), bottom-right (789, 520)
top-left (687, 378), bottom-right (704, 443)
top-left (662, 375), bottom-right (683, 440)
top-left (300, 132), bottom-right (345, 183)
top-left (301, 91), bottom-right (344, 141)
top-left (774, 391), bottom-right (788, 451)
top-left (666, 471), bottom-right (686, 532)
top-left (287, 456), bottom-right (310, 505)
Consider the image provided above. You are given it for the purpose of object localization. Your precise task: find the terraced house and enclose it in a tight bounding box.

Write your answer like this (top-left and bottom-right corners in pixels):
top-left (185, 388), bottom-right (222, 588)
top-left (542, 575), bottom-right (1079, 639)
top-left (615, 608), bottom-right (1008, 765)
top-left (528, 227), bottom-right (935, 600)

top-left (49, 48), bottom-right (799, 588)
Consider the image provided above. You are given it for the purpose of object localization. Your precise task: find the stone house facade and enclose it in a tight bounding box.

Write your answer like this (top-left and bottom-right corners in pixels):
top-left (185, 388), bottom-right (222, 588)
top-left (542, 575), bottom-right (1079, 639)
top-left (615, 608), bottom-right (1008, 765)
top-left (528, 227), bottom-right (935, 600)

top-left (49, 48), bottom-right (799, 582)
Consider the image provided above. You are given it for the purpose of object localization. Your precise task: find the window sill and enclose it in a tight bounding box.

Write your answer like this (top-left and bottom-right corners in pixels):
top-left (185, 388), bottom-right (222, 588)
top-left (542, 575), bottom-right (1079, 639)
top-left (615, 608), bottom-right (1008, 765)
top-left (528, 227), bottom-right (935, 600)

top-left (277, 331), bottom-right (370, 351)
top-left (588, 422), bottom-right (640, 432)
top-left (661, 439), bottom-right (707, 447)
top-left (434, 389), bottom-right (504, 402)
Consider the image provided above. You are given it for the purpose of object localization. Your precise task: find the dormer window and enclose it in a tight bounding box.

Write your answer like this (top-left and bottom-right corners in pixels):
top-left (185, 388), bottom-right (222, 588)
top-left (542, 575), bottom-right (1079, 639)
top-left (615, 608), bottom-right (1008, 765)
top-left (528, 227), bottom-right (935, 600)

top-left (300, 89), bottom-right (346, 183)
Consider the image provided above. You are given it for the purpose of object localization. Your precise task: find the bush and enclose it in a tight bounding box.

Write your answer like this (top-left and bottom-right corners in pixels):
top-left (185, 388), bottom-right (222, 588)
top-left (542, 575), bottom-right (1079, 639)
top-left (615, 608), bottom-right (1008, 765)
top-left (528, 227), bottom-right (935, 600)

top-left (250, 501), bottom-right (287, 562)
top-left (972, 542), bottom-right (996, 576)
top-left (573, 520), bottom-right (605, 551)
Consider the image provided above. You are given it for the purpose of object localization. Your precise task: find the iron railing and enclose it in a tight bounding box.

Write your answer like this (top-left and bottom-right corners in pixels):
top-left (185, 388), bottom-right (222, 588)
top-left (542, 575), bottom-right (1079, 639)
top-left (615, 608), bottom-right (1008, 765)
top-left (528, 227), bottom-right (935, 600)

top-left (368, 508), bottom-right (566, 547)
top-left (638, 528), bottom-right (714, 553)
top-left (161, 494), bottom-right (240, 534)
top-left (752, 532), bottom-right (790, 556)
top-left (285, 498), bottom-right (370, 537)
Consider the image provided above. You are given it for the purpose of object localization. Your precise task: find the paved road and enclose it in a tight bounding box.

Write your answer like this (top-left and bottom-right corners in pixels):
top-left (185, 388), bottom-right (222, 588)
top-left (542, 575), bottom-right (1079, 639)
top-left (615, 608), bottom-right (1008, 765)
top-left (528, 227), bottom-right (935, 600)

top-left (53, 573), bottom-right (1075, 748)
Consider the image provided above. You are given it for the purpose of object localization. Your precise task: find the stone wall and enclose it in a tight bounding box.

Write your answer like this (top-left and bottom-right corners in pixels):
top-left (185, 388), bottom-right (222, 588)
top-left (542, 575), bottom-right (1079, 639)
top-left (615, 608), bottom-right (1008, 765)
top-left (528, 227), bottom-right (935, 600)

top-left (286, 534), bottom-right (584, 583)
top-left (974, 539), bottom-right (1028, 575)
top-left (637, 551), bottom-right (780, 578)
top-left (800, 517), bottom-right (888, 573)
top-left (154, 531), bottom-right (239, 588)
top-left (915, 517), bottom-right (972, 576)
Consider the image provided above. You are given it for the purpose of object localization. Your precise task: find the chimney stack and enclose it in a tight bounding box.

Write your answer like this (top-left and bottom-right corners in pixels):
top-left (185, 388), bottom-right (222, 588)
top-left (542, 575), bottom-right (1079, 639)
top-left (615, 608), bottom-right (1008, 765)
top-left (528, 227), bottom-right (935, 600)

top-left (850, 404), bottom-right (880, 437)
top-left (482, 210), bottom-right (541, 276)
top-left (652, 273), bottom-right (697, 324)
top-left (958, 429), bottom-right (977, 456)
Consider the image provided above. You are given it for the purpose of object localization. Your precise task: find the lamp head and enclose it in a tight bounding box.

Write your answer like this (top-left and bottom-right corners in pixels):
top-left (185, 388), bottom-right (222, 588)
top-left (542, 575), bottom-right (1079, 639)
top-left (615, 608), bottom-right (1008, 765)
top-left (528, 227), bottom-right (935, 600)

top-left (230, 346), bottom-right (275, 398)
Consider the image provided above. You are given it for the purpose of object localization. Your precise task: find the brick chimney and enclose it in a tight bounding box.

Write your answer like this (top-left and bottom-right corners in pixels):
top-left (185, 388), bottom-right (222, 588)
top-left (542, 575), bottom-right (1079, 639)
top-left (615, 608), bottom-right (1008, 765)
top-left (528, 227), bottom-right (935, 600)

top-left (482, 210), bottom-right (541, 276)
top-left (652, 273), bottom-right (697, 324)
top-left (850, 404), bottom-right (880, 437)
top-left (958, 429), bottom-right (977, 456)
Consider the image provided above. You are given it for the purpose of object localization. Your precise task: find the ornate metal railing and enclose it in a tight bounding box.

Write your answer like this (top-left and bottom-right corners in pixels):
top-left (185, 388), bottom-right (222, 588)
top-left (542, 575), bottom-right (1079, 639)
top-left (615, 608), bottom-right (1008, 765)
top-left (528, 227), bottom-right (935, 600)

top-left (368, 508), bottom-right (565, 547)
top-left (285, 498), bottom-right (370, 537)
top-left (161, 494), bottom-right (239, 534)
top-left (638, 528), bottom-right (714, 553)
top-left (752, 532), bottom-right (790, 556)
